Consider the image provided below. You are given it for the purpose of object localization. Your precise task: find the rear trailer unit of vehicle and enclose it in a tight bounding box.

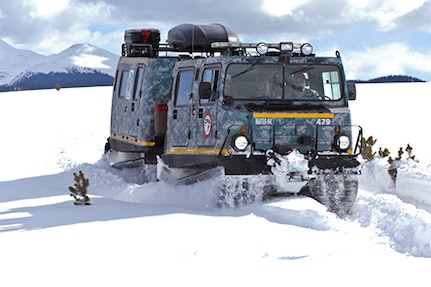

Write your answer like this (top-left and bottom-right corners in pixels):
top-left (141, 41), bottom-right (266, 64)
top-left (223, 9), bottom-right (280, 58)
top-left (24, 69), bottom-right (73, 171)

top-left (106, 23), bottom-right (363, 215)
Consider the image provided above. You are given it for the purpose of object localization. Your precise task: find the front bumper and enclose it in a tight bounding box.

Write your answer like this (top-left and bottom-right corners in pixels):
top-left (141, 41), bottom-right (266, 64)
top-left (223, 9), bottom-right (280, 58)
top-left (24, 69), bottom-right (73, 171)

top-left (308, 153), bottom-right (361, 172)
top-left (266, 150), bottom-right (361, 193)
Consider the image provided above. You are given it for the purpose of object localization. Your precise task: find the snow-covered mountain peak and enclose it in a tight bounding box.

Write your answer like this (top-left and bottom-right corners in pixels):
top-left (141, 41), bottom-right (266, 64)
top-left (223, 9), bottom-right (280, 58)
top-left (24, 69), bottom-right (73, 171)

top-left (0, 39), bottom-right (44, 59)
top-left (0, 40), bottom-right (118, 90)
top-left (58, 43), bottom-right (110, 58)
top-left (68, 42), bottom-right (95, 52)
top-left (56, 43), bottom-right (118, 71)
top-left (0, 39), bottom-right (46, 85)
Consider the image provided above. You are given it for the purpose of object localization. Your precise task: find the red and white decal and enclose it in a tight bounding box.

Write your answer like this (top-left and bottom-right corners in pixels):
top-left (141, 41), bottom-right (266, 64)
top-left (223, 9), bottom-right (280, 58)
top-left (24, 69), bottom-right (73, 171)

top-left (203, 112), bottom-right (212, 138)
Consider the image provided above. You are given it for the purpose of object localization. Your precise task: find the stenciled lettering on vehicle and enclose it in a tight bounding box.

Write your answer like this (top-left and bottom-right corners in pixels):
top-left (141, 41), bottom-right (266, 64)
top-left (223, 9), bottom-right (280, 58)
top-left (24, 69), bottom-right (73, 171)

top-left (255, 118), bottom-right (331, 125)
top-left (316, 118), bottom-right (332, 125)
top-left (254, 118), bottom-right (273, 125)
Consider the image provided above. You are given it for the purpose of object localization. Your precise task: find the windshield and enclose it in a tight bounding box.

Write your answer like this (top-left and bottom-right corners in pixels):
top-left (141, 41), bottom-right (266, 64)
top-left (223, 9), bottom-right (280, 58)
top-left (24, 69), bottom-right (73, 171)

top-left (224, 63), bottom-right (343, 101)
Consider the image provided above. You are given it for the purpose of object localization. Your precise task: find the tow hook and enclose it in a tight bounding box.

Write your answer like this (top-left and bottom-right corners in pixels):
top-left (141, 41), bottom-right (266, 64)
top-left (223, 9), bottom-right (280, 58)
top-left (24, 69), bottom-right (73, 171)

top-left (266, 150), bottom-right (281, 165)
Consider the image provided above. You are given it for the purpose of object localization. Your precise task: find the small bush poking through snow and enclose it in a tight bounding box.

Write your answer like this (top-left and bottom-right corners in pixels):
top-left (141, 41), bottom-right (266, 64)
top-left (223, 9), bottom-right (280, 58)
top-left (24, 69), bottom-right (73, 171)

top-left (360, 136), bottom-right (377, 161)
top-left (68, 170), bottom-right (90, 205)
top-left (361, 135), bottom-right (418, 182)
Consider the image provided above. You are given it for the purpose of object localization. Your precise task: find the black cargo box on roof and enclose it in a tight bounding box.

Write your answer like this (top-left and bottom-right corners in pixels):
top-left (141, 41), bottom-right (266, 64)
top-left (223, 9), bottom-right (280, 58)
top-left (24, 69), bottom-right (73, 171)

top-left (167, 23), bottom-right (240, 52)
top-left (124, 28), bottom-right (160, 47)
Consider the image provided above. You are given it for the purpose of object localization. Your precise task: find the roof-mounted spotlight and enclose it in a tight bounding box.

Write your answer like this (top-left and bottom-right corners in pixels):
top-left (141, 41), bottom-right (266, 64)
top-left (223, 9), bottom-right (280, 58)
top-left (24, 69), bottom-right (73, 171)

top-left (280, 42), bottom-right (293, 53)
top-left (301, 43), bottom-right (313, 56)
top-left (256, 42), bottom-right (269, 55)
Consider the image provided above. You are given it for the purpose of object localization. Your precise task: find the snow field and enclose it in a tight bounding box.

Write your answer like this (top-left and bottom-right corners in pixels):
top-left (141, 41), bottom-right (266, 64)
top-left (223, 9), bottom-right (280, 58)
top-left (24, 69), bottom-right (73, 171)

top-left (1, 85), bottom-right (431, 286)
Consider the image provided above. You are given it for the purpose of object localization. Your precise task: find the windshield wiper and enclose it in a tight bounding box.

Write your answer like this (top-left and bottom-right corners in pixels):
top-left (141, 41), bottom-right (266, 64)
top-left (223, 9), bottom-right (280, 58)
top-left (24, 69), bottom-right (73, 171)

top-left (290, 65), bottom-right (315, 76)
top-left (231, 63), bottom-right (257, 79)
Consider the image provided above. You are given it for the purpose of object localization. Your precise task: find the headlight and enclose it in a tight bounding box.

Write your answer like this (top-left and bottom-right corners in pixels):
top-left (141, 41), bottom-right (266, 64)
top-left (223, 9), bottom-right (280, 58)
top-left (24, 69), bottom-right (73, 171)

top-left (256, 42), bottom-right (269, 55)
top-left (301, 43), bottom-right (313, 56)
top-left (232, 135), bottom-right (249, 151)
top-left (335, 133), bottom-right (350, 152)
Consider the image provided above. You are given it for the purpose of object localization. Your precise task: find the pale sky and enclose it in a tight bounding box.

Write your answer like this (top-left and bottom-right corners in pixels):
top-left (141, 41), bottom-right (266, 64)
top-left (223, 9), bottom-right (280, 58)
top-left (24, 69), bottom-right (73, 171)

top-left (1, 0), bottom-right (431, 81)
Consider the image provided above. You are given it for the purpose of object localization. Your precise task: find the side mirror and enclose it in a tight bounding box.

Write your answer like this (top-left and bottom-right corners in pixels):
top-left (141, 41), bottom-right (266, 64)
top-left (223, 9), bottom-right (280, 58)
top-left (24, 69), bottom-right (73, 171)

top-left (199, 82), bottom-right (212, 99)
top-left (347, 83), bottom-right (356, 100)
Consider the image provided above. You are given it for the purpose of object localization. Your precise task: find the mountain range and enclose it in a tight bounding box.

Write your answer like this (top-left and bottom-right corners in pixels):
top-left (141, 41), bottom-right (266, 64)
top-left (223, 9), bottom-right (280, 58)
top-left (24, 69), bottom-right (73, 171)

top-left (0, 40), bottom-right (118, 92)
top-left (350, 75), bottom-right (425, 83)
top-left (0, 39), bottom-right (425, 92)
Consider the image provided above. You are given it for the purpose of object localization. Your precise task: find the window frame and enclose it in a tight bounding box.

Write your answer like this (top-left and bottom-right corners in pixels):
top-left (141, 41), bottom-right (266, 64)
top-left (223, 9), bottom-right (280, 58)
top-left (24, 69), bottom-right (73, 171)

top-left (200, 65), bottom-right (220, 105)
top-left (174, 69), bottom-right (194, 107)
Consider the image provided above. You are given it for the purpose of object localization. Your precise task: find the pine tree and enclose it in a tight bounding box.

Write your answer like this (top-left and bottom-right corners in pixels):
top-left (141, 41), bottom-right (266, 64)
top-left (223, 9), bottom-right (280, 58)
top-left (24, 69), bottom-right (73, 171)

top-left (68, 170), bottom-right (90, 205)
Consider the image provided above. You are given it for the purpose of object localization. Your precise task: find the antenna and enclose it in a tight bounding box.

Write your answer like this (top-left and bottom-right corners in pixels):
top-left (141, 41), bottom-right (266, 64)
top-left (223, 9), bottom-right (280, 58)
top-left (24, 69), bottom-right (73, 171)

top-left (191, 0), bottom-right (196, 53)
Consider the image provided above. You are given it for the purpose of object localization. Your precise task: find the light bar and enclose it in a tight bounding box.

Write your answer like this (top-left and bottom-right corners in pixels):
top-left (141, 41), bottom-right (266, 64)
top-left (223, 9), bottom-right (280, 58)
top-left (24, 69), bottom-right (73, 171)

top-left (211, 41), bottom-right (313, 55)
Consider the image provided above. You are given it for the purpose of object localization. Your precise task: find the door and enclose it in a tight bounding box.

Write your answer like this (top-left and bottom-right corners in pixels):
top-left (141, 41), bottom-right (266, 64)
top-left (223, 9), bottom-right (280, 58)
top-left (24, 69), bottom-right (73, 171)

top-left (111, 66), bottom-right (135, 138)
top-left (169, 69), bottom-right (194, 146)
top-left (130, 66), bottom-right (145, 138)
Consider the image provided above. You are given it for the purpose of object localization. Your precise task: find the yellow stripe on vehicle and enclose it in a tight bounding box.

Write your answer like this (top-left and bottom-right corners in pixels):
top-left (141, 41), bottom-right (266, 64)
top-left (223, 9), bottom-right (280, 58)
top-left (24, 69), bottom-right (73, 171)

top-left (166, 148), bottom-right (230, 155)
top-left (253, 113), bottom-right (334, 119)
top-left (110, 134), bottom-right (155, 147)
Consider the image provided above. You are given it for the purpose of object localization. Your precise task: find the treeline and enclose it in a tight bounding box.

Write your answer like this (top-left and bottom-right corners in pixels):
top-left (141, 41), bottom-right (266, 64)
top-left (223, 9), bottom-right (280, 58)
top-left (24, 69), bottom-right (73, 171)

top-left (349, 75), bottom-right (425, 83)
top-left (0, 70), bottom-right (114, 92)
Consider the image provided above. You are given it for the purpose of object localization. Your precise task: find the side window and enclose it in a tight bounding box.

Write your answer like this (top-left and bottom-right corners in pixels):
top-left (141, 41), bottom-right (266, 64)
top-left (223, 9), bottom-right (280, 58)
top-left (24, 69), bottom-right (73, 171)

top-left (201, 67), bottom-right (219, 104)
top-left (134, 66), bottom-right (145, 100)
top-left (175, 70), bottom-right (194, 106)
top-left (119, 69), bottom-right (135, 99)
top-left (322, 71), bottom-right (341, 100)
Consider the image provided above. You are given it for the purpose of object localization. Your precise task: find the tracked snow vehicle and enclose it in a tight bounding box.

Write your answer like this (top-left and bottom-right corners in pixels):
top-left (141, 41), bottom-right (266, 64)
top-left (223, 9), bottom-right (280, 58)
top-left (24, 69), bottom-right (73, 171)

top-left (106, 23), bottom-right (363, 215)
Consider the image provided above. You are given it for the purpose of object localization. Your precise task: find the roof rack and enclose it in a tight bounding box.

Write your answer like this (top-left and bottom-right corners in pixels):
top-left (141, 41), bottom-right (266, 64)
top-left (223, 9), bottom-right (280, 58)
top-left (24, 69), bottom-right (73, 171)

top-left (121, 24), bottom-right (314, 58)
